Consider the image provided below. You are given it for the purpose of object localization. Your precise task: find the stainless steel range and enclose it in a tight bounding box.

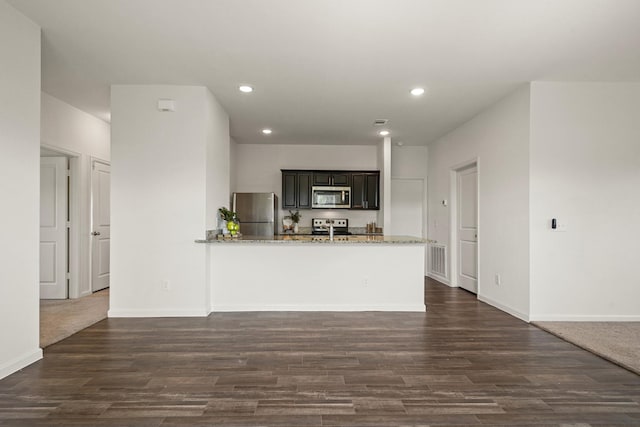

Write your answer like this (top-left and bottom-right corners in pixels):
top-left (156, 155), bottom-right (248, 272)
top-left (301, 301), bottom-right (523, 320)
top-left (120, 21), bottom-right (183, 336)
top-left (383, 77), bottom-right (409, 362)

top-left (311, 218), bottom-right (351, 235)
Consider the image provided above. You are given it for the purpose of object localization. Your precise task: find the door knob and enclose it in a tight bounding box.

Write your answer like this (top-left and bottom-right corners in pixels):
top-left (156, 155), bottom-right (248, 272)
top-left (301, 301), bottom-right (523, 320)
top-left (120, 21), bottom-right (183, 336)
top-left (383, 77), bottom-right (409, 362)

top-left (91, 231), bottom-right (101, 236)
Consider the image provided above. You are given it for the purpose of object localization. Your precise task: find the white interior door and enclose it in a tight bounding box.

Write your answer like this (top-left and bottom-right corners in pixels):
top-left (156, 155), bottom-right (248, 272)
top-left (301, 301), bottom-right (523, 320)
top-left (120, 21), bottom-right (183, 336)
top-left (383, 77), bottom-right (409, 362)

top-left (91, 161), bottom-right (110, 292)
top-left (40, 157), bottom-right (68, 299)
top-left (457, 166), bottom-right (478, 293)
top-left (391, 178), bottom-right (427, 274)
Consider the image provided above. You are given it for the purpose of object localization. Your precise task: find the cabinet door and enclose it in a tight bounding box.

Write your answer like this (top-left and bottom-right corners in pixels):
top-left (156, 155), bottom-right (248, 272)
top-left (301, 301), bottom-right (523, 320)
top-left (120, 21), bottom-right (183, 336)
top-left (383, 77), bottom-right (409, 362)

top-left (297, 173), bottom-right (312, 209)
top-left (282, 172), bottom-right (297, 208)
top-left (332, 173), bottom-right (350, 186)
top-left (365, 173), bottom-right (380, 210)
top-left (313, 172), bottom-right (332, 186)
top-left (351, 173), bottom-right (365, 209)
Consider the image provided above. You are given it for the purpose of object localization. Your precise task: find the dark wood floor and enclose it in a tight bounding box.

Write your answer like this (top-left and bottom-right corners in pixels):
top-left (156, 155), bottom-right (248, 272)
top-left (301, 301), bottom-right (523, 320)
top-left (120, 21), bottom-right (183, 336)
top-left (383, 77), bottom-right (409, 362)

top-left (1, 278), bottom-right (639, 426)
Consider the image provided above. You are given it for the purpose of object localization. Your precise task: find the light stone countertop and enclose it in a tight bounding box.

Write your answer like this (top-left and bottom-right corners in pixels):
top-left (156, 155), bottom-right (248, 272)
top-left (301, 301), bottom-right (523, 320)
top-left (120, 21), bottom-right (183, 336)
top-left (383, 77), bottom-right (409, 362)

top-left (195, 235), bottom-right (426, 244)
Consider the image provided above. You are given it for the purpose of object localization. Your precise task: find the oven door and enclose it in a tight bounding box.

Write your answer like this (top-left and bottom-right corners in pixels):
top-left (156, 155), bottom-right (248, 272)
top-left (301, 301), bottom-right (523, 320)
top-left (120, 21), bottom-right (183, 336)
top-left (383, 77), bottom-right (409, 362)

top-left (312, 186), bottom-right (350, 208)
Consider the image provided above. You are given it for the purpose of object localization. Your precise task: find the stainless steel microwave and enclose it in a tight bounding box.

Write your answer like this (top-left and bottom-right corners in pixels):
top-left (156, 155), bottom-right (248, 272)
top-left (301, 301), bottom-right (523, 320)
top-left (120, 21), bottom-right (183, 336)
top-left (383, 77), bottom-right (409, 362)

top-left (311, 186), bottom-right (351, 209)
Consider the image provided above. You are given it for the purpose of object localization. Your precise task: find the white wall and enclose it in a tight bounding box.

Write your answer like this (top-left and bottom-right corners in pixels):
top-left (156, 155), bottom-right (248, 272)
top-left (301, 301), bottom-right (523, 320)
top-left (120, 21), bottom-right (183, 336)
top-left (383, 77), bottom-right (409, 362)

top-left (428, 85), bottom-right (531, 321)
top-left (205, 90), bottom-right (230, 230)
top-left (0, 1), bottom-right (42, 379)
top-left (41, 93), bottom-right (110, 160)
top-left (233, 143), bottom-right (380, 229)
top-left (391, 145), bottom-right (428, 178)
top-left (109, 85), bottom-right (229, 317)
top-left (377, 137), bottom-right (392, 231)
top-left (41, 92), bottom-right (110, 297)
top-left (229, 138), bottom-right (238, 194)
top-left (530, 82), bottom-right (640, 321)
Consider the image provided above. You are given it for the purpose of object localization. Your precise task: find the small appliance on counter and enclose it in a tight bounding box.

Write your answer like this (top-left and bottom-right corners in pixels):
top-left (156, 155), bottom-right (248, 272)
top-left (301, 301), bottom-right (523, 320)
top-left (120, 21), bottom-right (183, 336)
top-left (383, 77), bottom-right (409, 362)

top-left (311, 218), bottom-right (351, 235)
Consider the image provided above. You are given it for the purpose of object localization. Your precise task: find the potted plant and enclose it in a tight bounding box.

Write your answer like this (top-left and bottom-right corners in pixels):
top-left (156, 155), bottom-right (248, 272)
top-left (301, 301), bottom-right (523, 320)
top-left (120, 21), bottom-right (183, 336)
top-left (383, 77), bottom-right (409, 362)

top-left (218, 207), bottom-right (240, 236)
top-left (288, 210), bottom-right (301, 233)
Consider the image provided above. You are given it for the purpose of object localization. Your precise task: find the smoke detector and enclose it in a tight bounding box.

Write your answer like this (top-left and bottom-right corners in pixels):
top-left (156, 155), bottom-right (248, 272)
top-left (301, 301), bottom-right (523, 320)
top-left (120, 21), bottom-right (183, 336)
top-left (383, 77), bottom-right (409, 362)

top-left (373, 119), bottom-right (388, 126)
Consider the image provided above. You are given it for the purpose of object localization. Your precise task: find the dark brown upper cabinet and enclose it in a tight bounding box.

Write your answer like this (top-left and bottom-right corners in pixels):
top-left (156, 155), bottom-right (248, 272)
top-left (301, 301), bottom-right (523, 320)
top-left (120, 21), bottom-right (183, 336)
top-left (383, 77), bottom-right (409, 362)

top-left (282, 169), bottom-right (379, 210)
top-left (351, 172), bottom-right (380, 210)
top-left (281, 170), bottom-right (312, 209)
top-left (312, 172), bottom-right (350, 187)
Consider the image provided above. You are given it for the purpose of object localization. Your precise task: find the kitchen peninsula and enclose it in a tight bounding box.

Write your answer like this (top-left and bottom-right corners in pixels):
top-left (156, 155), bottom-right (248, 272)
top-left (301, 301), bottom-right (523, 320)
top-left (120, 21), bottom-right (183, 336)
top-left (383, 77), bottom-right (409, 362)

top-left (198, 235), bottom-right (426, 312)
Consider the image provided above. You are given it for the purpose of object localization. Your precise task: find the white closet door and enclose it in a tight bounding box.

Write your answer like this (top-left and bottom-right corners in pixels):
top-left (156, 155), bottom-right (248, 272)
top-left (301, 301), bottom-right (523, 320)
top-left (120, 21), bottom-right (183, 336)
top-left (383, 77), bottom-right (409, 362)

top-left (91, 161), bottom-right (110, 292)
top-left (40, 157), bottom-right (68, 299)
top-left (457, 166), bottom-right (478, 293)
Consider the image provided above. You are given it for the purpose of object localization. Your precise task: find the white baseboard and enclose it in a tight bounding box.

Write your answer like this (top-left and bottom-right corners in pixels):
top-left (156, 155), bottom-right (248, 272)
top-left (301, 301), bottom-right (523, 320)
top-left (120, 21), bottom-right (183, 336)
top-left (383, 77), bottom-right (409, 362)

top-left (211, 304), bottom-right (427, 312)
top-left (108, 308), bottom-right (209, 318)
top-left (478, 295), bottom-right (529, 322)
top-left (0, 349), bottom-right (43, 380)
top-left (530, 314), bottom-right (640, 322)
top-left (427, 273), bottom-right (450, 286)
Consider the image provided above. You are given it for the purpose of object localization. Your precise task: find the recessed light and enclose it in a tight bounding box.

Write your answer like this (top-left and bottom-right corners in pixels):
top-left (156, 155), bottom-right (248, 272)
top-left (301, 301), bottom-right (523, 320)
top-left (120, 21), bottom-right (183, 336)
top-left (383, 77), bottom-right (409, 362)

top-left (410, 87), bottom-right (425, 96)
top-left (378, 130), bottom-right (390, 136)
top-left (262, 128), bottom-right (272, 135)
top-left (239, 85), bottom-right (254, 93)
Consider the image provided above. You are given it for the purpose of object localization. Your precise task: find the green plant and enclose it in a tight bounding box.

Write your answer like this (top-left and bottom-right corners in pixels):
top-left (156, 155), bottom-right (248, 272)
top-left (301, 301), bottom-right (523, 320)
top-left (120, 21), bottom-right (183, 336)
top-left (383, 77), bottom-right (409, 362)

top-left (218, 206), bottom-right (237, 222)
top-left (288, 210), bottom-right (302, 223)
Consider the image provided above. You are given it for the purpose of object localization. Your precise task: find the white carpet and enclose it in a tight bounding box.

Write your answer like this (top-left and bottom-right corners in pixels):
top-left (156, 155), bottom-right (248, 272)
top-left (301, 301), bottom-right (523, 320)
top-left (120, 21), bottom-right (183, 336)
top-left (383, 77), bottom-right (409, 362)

top-left (40, 289), bottom-right (109, 348)
top-left (534, 321), bottom-right (640, 375)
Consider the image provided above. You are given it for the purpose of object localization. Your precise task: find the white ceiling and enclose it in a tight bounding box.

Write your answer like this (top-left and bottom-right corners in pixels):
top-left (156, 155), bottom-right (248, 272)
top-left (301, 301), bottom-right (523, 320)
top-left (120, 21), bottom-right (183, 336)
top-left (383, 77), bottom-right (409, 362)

top-left (8, 0), bottom-right (640, 145)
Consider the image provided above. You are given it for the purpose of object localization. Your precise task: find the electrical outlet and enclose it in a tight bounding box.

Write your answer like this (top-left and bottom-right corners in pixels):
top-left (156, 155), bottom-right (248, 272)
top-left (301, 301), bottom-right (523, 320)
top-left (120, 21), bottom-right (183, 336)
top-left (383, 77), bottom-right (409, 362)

top-left (161, 279), bottom-right (171, 291)
top-left (363, 276), bottom-right (369, 287)
top-left (494, 274), bottom-right (501, 286)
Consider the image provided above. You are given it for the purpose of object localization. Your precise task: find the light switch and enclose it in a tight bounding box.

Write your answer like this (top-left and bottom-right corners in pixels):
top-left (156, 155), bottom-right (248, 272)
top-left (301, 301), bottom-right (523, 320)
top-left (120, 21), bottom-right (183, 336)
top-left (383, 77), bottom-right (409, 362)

top-left (551, 218), bottom-right (567, 232)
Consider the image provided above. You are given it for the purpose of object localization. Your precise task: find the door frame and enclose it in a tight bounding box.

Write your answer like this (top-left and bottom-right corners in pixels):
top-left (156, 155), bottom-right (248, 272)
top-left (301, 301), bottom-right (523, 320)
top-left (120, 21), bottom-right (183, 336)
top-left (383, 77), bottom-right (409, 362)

top-left (449, 158), bottom-right (480, 294)
top-left (90, 158), bottom-right (111, 292)
top-left (41, 144), bottom-right (80, 299)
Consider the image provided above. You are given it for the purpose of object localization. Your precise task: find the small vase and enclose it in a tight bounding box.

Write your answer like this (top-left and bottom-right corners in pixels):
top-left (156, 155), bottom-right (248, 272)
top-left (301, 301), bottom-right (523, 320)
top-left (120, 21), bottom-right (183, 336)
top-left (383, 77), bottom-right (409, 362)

top-left (293, 223), bottom-right (299, 234)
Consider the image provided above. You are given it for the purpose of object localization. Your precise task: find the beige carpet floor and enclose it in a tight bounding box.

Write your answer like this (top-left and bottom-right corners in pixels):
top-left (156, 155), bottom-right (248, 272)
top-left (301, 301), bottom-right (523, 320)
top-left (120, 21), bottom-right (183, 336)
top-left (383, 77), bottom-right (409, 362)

top-left (40, 289), bottom-right (109, 348)
top-left (534, 321), bottom-right (640, 375)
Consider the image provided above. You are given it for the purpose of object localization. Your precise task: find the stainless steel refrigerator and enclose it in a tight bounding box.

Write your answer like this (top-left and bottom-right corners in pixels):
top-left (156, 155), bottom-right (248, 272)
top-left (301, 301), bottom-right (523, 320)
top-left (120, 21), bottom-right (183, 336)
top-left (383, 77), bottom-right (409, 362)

top-left (232, 192), bottom-right (278, 236)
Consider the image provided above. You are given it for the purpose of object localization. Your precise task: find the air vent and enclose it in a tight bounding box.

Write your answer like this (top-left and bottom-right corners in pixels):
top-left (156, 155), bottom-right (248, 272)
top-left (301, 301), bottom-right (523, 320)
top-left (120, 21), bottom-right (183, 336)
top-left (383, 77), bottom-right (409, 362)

top-left (373, 119), bottom-right (388, 126)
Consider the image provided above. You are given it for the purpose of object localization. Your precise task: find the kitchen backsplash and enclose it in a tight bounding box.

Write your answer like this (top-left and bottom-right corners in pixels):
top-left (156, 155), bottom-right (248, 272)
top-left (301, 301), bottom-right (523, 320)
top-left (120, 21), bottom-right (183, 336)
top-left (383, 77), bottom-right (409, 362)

top-left (279, 208), bottom-right (377, 228)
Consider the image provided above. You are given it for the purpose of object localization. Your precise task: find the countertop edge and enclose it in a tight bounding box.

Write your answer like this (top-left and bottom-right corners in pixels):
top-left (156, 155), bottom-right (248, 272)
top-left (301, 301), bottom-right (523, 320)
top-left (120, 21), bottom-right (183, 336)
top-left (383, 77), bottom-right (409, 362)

top-left (195, 236), bottom-right (427, 245)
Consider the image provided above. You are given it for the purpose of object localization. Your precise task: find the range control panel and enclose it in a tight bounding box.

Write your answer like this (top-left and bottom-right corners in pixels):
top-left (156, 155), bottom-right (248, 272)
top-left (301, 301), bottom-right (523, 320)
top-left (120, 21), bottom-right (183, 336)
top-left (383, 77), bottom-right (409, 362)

top-left (312, 218), bottom-right (348, 229)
